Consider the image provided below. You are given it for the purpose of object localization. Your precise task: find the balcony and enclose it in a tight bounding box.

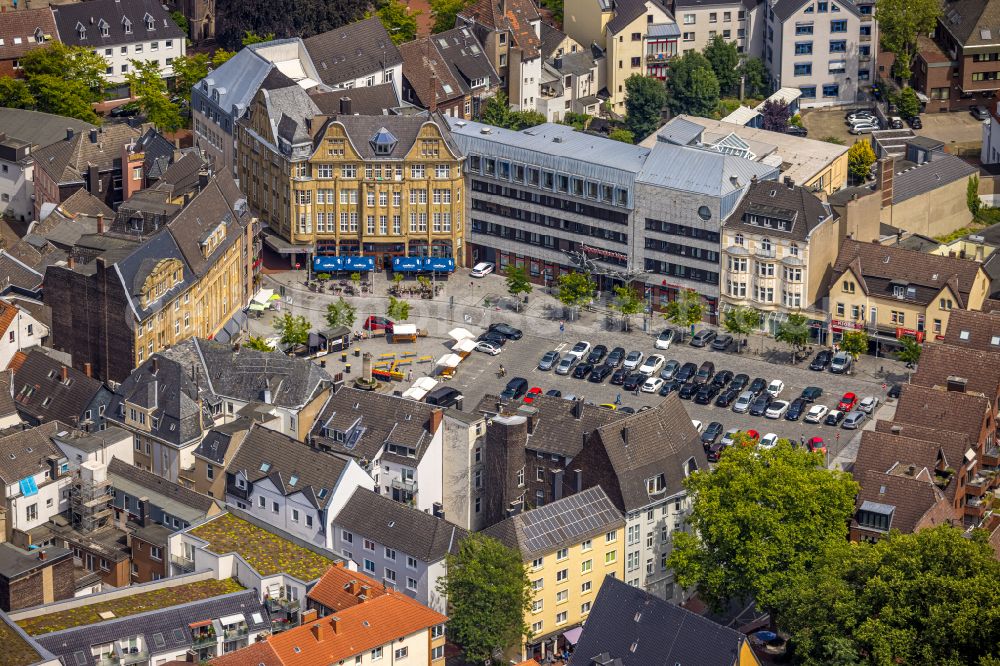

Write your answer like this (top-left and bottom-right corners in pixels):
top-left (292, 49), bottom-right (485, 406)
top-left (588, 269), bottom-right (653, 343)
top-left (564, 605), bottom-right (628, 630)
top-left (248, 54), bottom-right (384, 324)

top-left (967, 476), bottom-right (988, 496)
top-left (391, 478), bottom-right (418, 494)
top-left (984, 445), bottom-right (999, 467)
top-left (646, 52), bottom-right (675, 63)
top-left (222, 625), bottom-right (250, 642)
top-left (191, 633), bottom-right (217, 649)
top-left (754, 246), bottom-right (776, 259)
top-left (965, 497), bottom-right (988, 517)
top-left (265, 598), bottom-right (301, 613)
top-left (171, 555), bottom-right (195, 573)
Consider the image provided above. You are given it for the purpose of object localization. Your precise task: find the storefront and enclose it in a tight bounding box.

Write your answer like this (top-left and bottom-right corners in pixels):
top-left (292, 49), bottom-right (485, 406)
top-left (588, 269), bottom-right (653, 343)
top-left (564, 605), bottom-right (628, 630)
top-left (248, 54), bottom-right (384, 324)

top-left (391, 256), bottom-right (456, 278)
top-left (312, 255), bottom-right (376, 275)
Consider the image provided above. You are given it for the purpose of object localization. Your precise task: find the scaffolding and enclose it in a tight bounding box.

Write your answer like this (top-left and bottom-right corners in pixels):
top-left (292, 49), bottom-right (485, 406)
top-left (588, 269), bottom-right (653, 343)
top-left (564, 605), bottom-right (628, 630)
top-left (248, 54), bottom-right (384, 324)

top-left (69, 460), bottom-right (113, 534)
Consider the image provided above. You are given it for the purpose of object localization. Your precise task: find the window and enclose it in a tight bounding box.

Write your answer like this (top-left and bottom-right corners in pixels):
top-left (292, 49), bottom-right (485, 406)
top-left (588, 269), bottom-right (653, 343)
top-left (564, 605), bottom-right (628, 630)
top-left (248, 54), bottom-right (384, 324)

top-left (605, 551), bottom-right (617, 564)
top-left (531, 620), bottom-right (543, 634)
top-left (394, 647), bottom-right (408, 660)
top-left (890, 310), bottom-right (905, 325)
top-left (25, 503), bottom-right (37, 521)
top-left (631, 56), bottom-right (641, 67)
top-left (532, 557), bottom-right (544, 569)
top-left (581, 539), bottom-right (592, 552)
top-left (581, 559), bottom-right (592, 573)
top-left (150, 546), bottom-right (162, 561)
top-left (532, 577), bottom-right (544, 591)
top-left (933, 319), bottom-right (942, 334)
top-left (556, 547), bottom-right (568, 561)
top-left (822, 83), bottom-right (839, 97)
top-left (385, 547), bottom-right (396, 561)
top-left (830, 19), bottom-right (846, 32)
top-left (384, 568), bottom-right (397, 583)
top-left (800, 86), bottom-right (816, 98)
top-left (796, 23), bottom-right (814, 35)
top-left (272, 501), bottom-right (279, 513)
top-left (939, 298), bottom-right (953, 310)
top-left (258, 496), bottom-right (266, 508)
top-left (605, 530), bottom-right (617, 543)
top-left (794, 62), bottom-right (812, 76)
top-left (556, 611), bottom-right (568, 624)
top-left (532, 599), bottom-right (544, 613)
top-left (556, 568), bottom-right (568, 582)
top-left (371, 647), bottom-right (383, 661)
top-left (829, 40), bottom-right (846, 53)
top-left (794, 41), bottom-right (813, 55)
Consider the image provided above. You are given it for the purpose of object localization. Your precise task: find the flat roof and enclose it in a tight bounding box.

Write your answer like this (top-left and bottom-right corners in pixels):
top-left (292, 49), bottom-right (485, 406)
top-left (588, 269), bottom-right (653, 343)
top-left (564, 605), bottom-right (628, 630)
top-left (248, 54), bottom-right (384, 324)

top-left (0, 543), bottom-right (72, 579)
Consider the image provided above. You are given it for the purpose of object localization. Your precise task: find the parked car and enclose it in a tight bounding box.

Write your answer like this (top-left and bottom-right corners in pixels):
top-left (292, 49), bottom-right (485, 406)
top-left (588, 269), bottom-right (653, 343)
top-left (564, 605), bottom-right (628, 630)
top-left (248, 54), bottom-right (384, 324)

top-left (660, 359), bottom-right (681, 380)
top-left (659, 379), bottom-right (682, 396)
top-left (522, 387), bottom-right (543, 404)
top-left (623, 372), bottom-right (645, 392)
top-left (800, 386), bottom-right (823, 402)
top-left (842, 410), bottom-right (866, 429)
top-left (572, 362), bottom-right (594, 379)
top-left (555, 355), bottom-right (579, 375)
top-left (500, 377), bottom-right (529, 400)
top-left (711, 370), bottom-right (734, 388)
top-left (908, 115), bottom-right (922, 129)
top-left (829, 351), bottom-right (852, 374)
top-left (749, 393), bottom-right (773, 416)
top-left (846, 110), bottom-right (875, 123)
top-left (545, 389), bottom-right (563, 397)
top-left (488, 323), bottom-right (523, 340)
top-left (425, 387), bottom-right (463, 409)
top-left (478, 330), bottom-right (507, 346)
top-left (720, 428), bottom-right (741, 447)
top-left (610, 367), bottom-right (629, 385)
top-left (638, 354), bottom-right (666, 376)
top-left (766, 379), bottom-right (785, 397)
top-left (784, 125), bottom-right (808, 137)
top-left (678, 382), bottom-right (700, 399)
top-left (618, 406), bottom-right (636, 414)
top-left (759, 433), bottom-right (780, 450)
top-left (691, 419), bottom-right (705, 434)
top-left (707, 442), bottom-right (726, 462)
top-left (971, 105), bottom-right (990, 121)
top-left (711, 334), bottom-right (734, 351)
top-left (785, 397), bottom-right (807, 421)
top-left (690, 329), bottom-right (717, 347)
top-left (804, 404), bottom-right (829, 424)
top-left (675, 362), bottom-right (698, 382)
top-left (566, 341), bottom-right (592, 360)
top-left (765, 400), bottom-right (790, 419)
top-left (887, 383), bottom-right (902, 399)
top-left (622, 350), bottom-right (644, 370)
top-left (701, 421), bottom-right (724, 447)
top-left (642, 376), bottom-right (665, 393)
top-left (849, 121), bottom-right (879, 134)
top-left (470, 261), bottom-right (495, 277)
top-left (475, 340), bottom-right (503, 355)
top-left (807, 437), bottom-right (827, 454)
top-left (606, 347), bottom-right (626, 367)
top-left (538, 350), bottom-right (560, 371)
top-left (363, 315), bottom-right (394, 331)
top-left (838, 392), bottom-right (858, 412)
top-left (694, 384), bottom-right (720, 404)
top-left (715, 387), bottom-right (739, 407)
top-left (730, 374), bottom-right (750, 392)
top-left (748, 377), bottom-right (767, 396)
top-left (654, 328), bottom-right (677, 350)
top-left (586, 345), bottom-right (608, 365)
top-left (858, 395), bottom-right (879, 414)
top-left (694, 361), bottom-right (715, 384)
top-left (809, 349), bottom-right (833, 371)
top-left (732, 390), bottom-right (756, 413)
top-left (888, 116), bottom-right (904, 129)
top-left (588, 364), bottom-right (614, 383)
top-left (108, 100), bottom-right (141, 118)
top-left (824, 409), bottom-right (846, 426)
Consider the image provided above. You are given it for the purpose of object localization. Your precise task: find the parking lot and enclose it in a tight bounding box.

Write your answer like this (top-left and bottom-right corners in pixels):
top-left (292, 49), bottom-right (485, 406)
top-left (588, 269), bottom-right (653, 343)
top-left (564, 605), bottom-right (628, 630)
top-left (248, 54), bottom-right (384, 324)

top-left (801, 106), bottom-right (985, 149)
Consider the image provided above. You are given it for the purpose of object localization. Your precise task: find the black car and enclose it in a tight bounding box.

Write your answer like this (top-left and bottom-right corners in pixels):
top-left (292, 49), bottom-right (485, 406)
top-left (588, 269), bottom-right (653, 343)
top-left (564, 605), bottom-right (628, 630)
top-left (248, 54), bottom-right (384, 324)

top-left (748, 393), bottom-right (772, 416)
top-left (785, 397), bottom-right (807, 421)
top-left (784, 125), bottom-right (808, 137)
top-left (825, 410), bottom-right (847, 426)
top-left (887, 383), bottom-right (902, 399)
top-left (606, 347), bottom-right (626, 367)
top-left (678, 382), bottom-right (700, 400)
top-left (715, 387), bottom-right (739, 407)
top-left (623, 372), bottom-right (645, 391)
top-left (711, 334), bottom-right (734, 351)
top-left (500, 377), bottom-right (529, 400)
top-left (711, 370), bottom-right (734, 388)
top-left (659, 379), bottom-right (682, 396)
top-left (588, 364), bottom-right (614, 383)
top-left (800, 386), bottom-right (823, 402)
top-left (488, 322), bottom-right (523, 339)
top-left (694, 384), bottom-right (720, 405)
top-left (586, 345), bottom-right (608, 365)
top-left (573, 362), bottom-right (594, 379)
top-left (610, 367), bottom-right (629, 385)
top-left (618, 406), bottom-right (636, 414)
top-left (545, 389), bottom-right (562, 397)
top-left (675, 362), bottom-right (698, 383)
top-left (425, 386), bottom-right (463, 409)
top-left (748, 377), bottom-right (767, 396)
top-left (730, 373), bottom-right (750, 392)
top-left (809, 349), bottom-right (832, 371)
top-left (908, 115), bottom-right (922, 129)
top-left (701, 421), bottom-right (724, 448)
top-left (706, 442), bottom-right (726, 463)
top-left (477, 330), bottom-right (507, 346)
top-left (108, 100), bottom-right (141, 118)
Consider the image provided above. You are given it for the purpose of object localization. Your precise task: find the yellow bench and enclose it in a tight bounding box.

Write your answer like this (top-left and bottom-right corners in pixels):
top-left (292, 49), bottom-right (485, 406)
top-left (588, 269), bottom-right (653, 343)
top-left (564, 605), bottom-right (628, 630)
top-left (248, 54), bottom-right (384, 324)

top-left (417, 355), bottom-right (434, 364)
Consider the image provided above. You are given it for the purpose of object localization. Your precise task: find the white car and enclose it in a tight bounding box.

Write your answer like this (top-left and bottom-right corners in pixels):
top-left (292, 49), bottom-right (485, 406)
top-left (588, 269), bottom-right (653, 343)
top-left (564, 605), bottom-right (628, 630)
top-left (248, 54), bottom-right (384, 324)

top-left (720, 428), bottom-right (741, 446)
top-left (691, 419), bottom-right (704, 433)
top-left (566, 341), bottom-right (592, 360)
top-left (858, 396), bottom-right (880, 414)
top-left (849, 121), bottom-right (879, 134)
top-left (846, 111), bottom-right (875, 124)
top-left (759, 433), bottom-right (780, 450)
top-left (765, 400), bottom-right (790, 419)
top-left (642, 377), bottom-right (665, 393)
top-left (804, 404), bottom-right (829, 423)
top-left (470, 262), bottom-right (495, 277)
top-left (475, 340), bottom-right (502, 355)
top-left (654, 328), bottom-right (677, 350)
top-left (622, 350), bottom-right (644, 371)
top-left (638, 354), bottom-right (666, 376)
top-left (766, 379), bottom-right (785, 398)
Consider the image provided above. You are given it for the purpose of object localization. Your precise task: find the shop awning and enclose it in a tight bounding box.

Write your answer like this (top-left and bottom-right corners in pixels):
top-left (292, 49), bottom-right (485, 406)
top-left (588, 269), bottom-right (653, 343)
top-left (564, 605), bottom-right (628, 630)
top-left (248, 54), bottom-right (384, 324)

top-left (563, 627), bottom-right (583, 645)
top-left (392, 256), bottom-right (455, 272)
top-left (253, 288), bottom-right (274, 305)
top-left (402, 376), bottom-right (438, 400)
top-left (448, 327), bottom-right (475, 342)
top-left (263, 232), bottom-right (310, 255)
top-left (249, 303), bottom-right (266, 312)
top-left (393, 256), bottom-right (423, 272)
top-left (436, 353), bottom-right (463, 368)
top-left (218, 613), bottom-right (245, 626)
top-left (452, 338), bottom-right (476, 353)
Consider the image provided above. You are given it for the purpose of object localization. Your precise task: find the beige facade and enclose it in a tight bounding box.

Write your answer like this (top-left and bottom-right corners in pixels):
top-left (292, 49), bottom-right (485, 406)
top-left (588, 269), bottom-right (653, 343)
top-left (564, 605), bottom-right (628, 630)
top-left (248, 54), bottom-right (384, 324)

top-left (674, 1), bottom-right (753, 54)
top-left (882, 176), bottom-right (974, 240)
top-left (193, 429), bottom-right (248, 499)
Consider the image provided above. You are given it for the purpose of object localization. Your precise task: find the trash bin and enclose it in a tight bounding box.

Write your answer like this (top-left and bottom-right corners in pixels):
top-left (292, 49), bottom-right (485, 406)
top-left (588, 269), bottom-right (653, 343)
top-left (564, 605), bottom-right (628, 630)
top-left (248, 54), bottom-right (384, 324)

top-left (354, 347), bottom-right (361, 357)
top-left (341, 352), bottom-right (347, 362)
top-left (345, 363), bottom-right (351, 374)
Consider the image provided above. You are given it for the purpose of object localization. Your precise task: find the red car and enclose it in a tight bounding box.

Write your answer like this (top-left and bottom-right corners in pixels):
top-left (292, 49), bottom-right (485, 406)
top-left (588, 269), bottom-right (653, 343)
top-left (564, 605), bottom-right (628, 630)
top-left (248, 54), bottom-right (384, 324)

top-left (363, 315), bottom-right (394, 332)
top-left (837, 392), bottom-right (858, 412)
top-left (523, 387), bottom-right (543, 404)
top-left (807, 437), bottom-right (826, 454)
top-left (744, 429), bottom-right (761, 444)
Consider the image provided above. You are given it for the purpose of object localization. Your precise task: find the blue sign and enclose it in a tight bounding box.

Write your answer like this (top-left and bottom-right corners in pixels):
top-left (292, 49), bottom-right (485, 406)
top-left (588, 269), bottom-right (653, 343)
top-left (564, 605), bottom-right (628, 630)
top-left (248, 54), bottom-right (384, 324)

top-left (423, 257), bottom-right (455, 272)
top-left (313, 256), bottom-right (343, 272)
top-left (342, 256), bottom-right (375, 271)
top-left (393, 256), bottom-right (422, 272)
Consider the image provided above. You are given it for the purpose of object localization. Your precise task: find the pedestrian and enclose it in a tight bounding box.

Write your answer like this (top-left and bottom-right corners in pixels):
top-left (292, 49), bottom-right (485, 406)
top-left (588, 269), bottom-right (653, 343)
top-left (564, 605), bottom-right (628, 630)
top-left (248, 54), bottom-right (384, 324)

top-left (800, 434), bottom-right (805, 448)
top-left (615, 393), bottom-right (621, 405)
top-left (407, 369), bottom-right (413, 381)
top-left (559, 320), bottom-right (565, 333)
top-left (634, 385), bottom-right (640, 396)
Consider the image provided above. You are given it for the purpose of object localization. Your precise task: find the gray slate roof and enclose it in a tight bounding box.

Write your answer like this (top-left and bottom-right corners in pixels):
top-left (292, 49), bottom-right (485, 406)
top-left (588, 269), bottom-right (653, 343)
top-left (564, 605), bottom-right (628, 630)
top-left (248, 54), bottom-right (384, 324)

top-left (0, 421), bottom-right (64, 486)
top-left (0, 109), bottom-right (94, 152)
top-left (198, 46), bottom-right (277, 118)
top-left (484, 486), bottom-right (624, 558)
top-left (568, 575), bottom-right (752, 666)
top-left (12, 350), bottom-right (104, 426)
top-left (607, 0), bottom-right (673, 34)
top-left (0, 542), bottom-right (72, 579)
top-left (304, 17), bottom-right (403, 87)
top-left (108, 457), bottom-right (220, 515)
top-left (723, 178), bottom-right (834, 242)
top-left (772, 0), bottom-right (857, 20)
top-left (939, 0), bottom-right (1000, 47)
top-left (0, 251), bottom-right (44, 293)
top-left (52, 0), bottom-right (184, 48)
top-left (32, 123), bottom-right (142, 185)
top-left (539, 21), bottom-right (569, 58)
top-left (335, 488), bottom-right (467, 562)
top-left (331, 115), bottom-right (461, 161)
top-left (891, 150), bottom-right (978, 204)
top-left (34, 590), bottom-right (268, 664)
top-left (311, 83), bottom-right (400, 116)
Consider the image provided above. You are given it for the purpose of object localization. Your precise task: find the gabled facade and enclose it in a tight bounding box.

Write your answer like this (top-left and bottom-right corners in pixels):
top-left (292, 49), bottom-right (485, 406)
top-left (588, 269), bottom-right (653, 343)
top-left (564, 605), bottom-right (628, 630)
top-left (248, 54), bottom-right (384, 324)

top-left (0, 8), bottom-right (59, 78)
top-left (0, 422), bottom-right (72, 543)
top-left (0, 301), bottom-right (47, 372)
top-left (672, 0), bottom-right (762, 55)
top-left (303, 17), bottom-right (404, 97)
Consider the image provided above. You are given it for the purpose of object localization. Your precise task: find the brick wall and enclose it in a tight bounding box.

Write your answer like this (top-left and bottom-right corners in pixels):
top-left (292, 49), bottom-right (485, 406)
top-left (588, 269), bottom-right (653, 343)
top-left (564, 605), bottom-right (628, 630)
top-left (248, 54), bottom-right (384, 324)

top-left (0, 553), bottom-right (74, 612)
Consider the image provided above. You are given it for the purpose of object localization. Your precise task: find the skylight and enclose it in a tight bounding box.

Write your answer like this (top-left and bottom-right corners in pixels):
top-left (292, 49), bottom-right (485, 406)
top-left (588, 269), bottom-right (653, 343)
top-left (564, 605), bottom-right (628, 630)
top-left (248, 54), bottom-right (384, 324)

top-left (260, 462), bottom-right (271, 472)
top-left (289, 474), bottom-right (298, 487)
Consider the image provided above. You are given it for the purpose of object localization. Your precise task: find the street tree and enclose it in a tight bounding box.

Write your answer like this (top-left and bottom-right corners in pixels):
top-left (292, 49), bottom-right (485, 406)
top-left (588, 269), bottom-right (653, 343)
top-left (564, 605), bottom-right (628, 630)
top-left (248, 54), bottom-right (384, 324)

top-left (666, 52), bottom-right (719, 117)
top-left (897, 86), bottom-right (920, 119)
top-left (847, 140), bottom-right (877, 182)
top-left (273, 314), bottom-right (311, 347)
top-left (437, 533), bottom-right (532, 663)
top-left (776, 526), bottom-right (1000, 666)
top-left (662, 289), bottom-right (704, 340)
top-left (244, 336), bottom-right (274, 351)
top-left (386, 296), bottom-right (411, 321)
top-left (430, 0), bottom-right (468, 33)
top-left (775, 312), bottom-right (811, 362)
top-left (612, 285), bottom-right (643, 331)
top-left (896, 335), bottom-right (921, 368)
top-left (875, 0), bottom-right (940, 80)
top-left (839, 330), bottom-right (869, 363)
top-left (556, 272), bottom-right (595, 320)
top-left (624, 74), bottom-right (667, 141)
top-left (20, 43), bottom-right (106, 123)
top-left (325, 297), bottom-right (357, 329)
top-left (739, 57), bottom-right (768, 98)
top-left (375, 0), bottom-right (418, 44)
top-left (667, 442), bottom-right (858, 614)
top-left (760, 99), bottom-right (791, 132)
top-left (703, 35), bottom-right (740, 96)
top-left (722, 306), bottom-right (760, 353)
top-left (505, 265), bottom-right (533, 312)
top-left (170, 10), bottom-right (190, 35)
top-left (0, 77), bottom-right (34, 109)
top-left (477, 91), bottom-right (545, 130)
top-left (126, 60), bottom-right (184, 132)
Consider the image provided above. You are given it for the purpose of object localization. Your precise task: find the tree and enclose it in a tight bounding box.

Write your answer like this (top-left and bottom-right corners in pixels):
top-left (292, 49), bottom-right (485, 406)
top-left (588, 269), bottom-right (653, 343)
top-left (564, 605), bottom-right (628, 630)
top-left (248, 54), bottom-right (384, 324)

top-left (611, 285), bottom-right (642, 331)
top-left (666, 52), bottom-right (719, 118)
top-left (775, 312), bottom-right (811, 362)
top-left (875, 0), bottom-right (940, 81)
top-left (273, 313), bottom-right (311, 347)
top-left (739, 57), bottom-right (768, 98)
top-left (437, 533), bottom-right (532, 663)
top-left (608, 127), bottom-right (635, 143)
top-left (968, 174), bottom-right (982, 217)
top-left (477, 92), bottom-right (545, 130)
top-left (244, 336), bottom-right (274, 351)
top-left (897, 335), bottom-right (921, 367)
top-left (19, 43), bottom-right (106, 122)
top-left (375, 0), bottom-right (418, 45)
top-left (509, 109), bottom-right (546, 130)
top-left (325, 297), bottom-right (357, 329)
top-left (505, 265), bottom-right (533, 311)
top-left (760, 99), bottom-right (791, 132)
top-left (624, 74), bottom-right (667, 140)
top-left (538, 0), bottom-right (563, 24)
top-left (216, 0), bottom-right (370, 49)
top-left (777, 527), bottom-right (1000, 666)
top-left (242, 30), bottom-right (276, 46)
top-left (126, 60), bottom-right (184, 132)
top-left (847, 140), bottom-right (877, 182)
top-left (667, 442), bottom-right (858, 614)
top-left (722, 306), bottom-right (760, 353)
top-left (562, 112), bottom-right (591, 130)
top-left (839, 330), bottom-right (869, 364)
top-left (170, 10), bottom-right (190, 36)
top-left (662, 289), bottom-right (704, 340)
top-left (172, 50), bottom-right (236, 103)
top-left (0, 77), bottom-right (35, 109)
top-left (386, 296), bottom-right (411, 321)
top-left (556, 272), bottom-right (595, 320)
top-left (28, 76), bottom-right (100, 124)
top-left (897, 86), bottom-right (920, 119)
top-left (703, 35), bottom-right (740, 96)
top-left (430, 0), bottom-right (468, 34)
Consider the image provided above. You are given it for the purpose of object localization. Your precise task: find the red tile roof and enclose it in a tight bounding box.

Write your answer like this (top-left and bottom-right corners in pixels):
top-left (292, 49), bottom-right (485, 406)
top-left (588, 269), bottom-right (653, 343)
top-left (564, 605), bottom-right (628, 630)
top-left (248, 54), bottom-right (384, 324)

top-left (852, 469), bottom-right (951, 534)
top-left (0, 8), bottom-right (59, 62)
top-left (305, 563), bottom-right (390, 611)
top-left (6, 351), bottom-right (27, 373)
top-left (0, 302), bottom-right (18, 339)
top-left (912, 342), bottom-right (1000, 400)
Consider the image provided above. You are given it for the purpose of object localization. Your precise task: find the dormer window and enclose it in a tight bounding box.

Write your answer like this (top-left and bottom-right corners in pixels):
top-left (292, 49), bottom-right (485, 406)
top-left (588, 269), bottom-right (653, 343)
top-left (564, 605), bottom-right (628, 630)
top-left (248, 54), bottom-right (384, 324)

top-left (646, 474), bottom-right (666, 495)
top-left (34, 28), bottom-right (44, 44)
top-left (144, 13), bottom-right (155, 30)
top-left (77, 23), bottom-right (87, 40)
top-left (369, 127), bottom-right (398, 156)
top-left (122, 17), bottom-right (132, 34)
top-left (893, 285), bottom-right (905, 298)
top-left (99, 19), bottom-right (109, 37)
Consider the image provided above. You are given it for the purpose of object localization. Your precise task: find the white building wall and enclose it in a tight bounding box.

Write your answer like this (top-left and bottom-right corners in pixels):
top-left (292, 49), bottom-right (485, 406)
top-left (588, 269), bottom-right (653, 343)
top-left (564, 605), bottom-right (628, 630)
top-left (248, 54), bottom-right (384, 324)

top-left (0, 159), bottom-right (33, 222)
top-left (0, 305), bottom-right (48, 371)
top-left (622, 492), bottom-right (690, 603)
top-left (98, 36), bottom-right (185, 85)
top-left (675, 1), bottom-right (753, 54)
top-left (55, 433), bottom-right (134, 467)
top-left (6, 474), bottom-right (72, 533)
top-left (415, 429), bottom-right (443, 512)
top-left (329, 64), bottom-right (403, 101)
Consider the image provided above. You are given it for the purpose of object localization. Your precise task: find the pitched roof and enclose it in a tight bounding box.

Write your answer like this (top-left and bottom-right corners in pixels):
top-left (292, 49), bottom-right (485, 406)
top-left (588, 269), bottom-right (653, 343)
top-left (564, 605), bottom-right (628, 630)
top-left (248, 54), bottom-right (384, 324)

top-left (0, 108), bottom-right (94, 153)
top-left (196, 45), bottom-right (277, 119)
top-left (912, 342), bottom-right (1000, 399)
top-left (539, 21), bottom-right (568, 58)
top-left (400, 37), bottom-right (467, 107)
top-left (852, 468), bottom-right (950, 535)
top-left (0, 542), bottom-right (72, 578)
top-left (334, 488), bottom-right (467, 562)
top-left (638, 139), bottom-right (778, 197)
top-left (32, 122), bottom-right (141, 185)
top-left (830, 238), bottom-right (985, 308)
top-left (433, 26), bottom-right (500, 91)
top-left (941, 308), bottom-right (1000, 351)
top-left (891, 150), bottom-right (978, 204)
top-left (0, 421), bottom-right (64, 486)
top-left (55, 188), bottom-right (115, 219)
top-left (892, 383), bottom-right (990, 441)
top-left (0, 250), bottom-right (44, 293)
top-left (0, 300), bottom-right (18, 337)
top-left (853, 428), bottom-right (956, 501)
top-left (0, 369), bottom-right (20, 424)
top-left (107, 457), bottom-right (219, 515)
top-left (938, 0), bottom-right (1000, 47)
top-left (607, 0), bottom-right (672, 34)
top-left (51, 0), bottom-right (183, 49)
top-left (193, 424), bottom-right (249, 465)
top-left (569, 575), bottom-right (756, 666)
top-left (324, 114), bottom-right (458, 161)
top-left (459, 0), bottom-right (541, 58)
top-left (872, 419), bottom-right (974, 482)
top-left (305, 562), bottom-right (391, 610)
top-left (0, 8), bottom-right (59, 61)
top-left (226, 425), bottom-right (349, 510)
top-left (12, 350), bottom-right (104, 425)
top-left (303, 17), bottom-right (403, 87)
top-left (484, 486), bottom-right (624, 558)
top-left (164, 177), bottom-right (247, 279)
top-left (310, 83), bottom-right (399, 116)
top-left (724, 178), bottom-right (835, 242)
top-left (772, 0), bottom-right (858, 21)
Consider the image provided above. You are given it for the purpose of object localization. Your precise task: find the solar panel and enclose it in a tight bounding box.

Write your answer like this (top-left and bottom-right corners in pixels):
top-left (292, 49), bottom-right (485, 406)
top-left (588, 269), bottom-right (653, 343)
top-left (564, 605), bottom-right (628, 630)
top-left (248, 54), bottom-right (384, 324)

top-left (19, 476), bottom-right (38, 497)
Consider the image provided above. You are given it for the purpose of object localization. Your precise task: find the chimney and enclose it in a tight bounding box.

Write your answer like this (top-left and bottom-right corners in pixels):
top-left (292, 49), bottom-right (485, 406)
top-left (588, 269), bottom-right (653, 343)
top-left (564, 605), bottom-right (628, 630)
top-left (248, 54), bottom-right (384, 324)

top-left (67, 256), bottom-right (75, 270)
top-left (340, 96), bottom-right (352, 115)
top-left (198, 170), bottom-right (210, 191)
top-left (890, 424), bottom-right (902, 435)
top-left (878, 156), bottom-right (894, 209)
top-left (359, 584), bottom-right (371, 601)
top-left (429, 408), bottom-right (443, 434)
top-left (312, 621), bottom-right (331, 642)
top-left (151, 357), bottom-right (159, 374)
top-left (783, 175), bottom-right (794, 188)
top-left (300, 608), bottom-right (318, 624)
top-left (571, 398), bottom-right (584, 420)
top-left (84, 362), bottom-right (92, 378)
top-left (97, 214), bottom-right (105, 234)
top-left (347, 579), bottom-right (362, 595)
top-left (946, 376), bottom-right (968, 393)
top-left (429, 74), bottom-right (438, 113)
top-left (574, 468), bottom-right (583, 492)
top-left (554, 56), bottom-right (563, 69)
top-left (66, 128), bottom-right (75, 141)
top-left (552, 468), bottom-right (564, 501)
top-left (526, 411), bottom-right (539, 434)
top-left (38, 549), bottom-right (46, 561)
top-left (60, 366), bottom-right (68, 383)
top-left (89, 128), bottom-right (98, 143)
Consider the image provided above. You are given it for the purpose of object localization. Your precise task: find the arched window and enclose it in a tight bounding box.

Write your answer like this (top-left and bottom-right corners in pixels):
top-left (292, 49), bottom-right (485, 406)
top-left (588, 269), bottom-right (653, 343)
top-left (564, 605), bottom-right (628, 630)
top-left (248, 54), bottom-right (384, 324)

top-left (789, 242), bottom-right (799, 256)
top-left (734, 233), bottom-right (744, 246)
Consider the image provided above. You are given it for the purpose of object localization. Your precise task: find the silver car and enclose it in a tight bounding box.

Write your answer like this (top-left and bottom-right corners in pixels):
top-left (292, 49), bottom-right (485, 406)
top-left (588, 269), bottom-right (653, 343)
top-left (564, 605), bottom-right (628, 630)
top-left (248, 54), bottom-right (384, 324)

top-left (842, 409), bottom-right (867, 429)
top-left (538, 350), bottom-right (560, 371)
top-left (732, 390), bottom-right (756, 414)
top-left (555, 354), bottom-right (579, 375)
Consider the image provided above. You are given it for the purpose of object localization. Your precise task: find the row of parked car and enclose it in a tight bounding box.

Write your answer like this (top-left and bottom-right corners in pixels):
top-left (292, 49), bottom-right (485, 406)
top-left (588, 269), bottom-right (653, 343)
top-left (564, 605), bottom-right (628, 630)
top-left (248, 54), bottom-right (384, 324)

top-left (846, 108), bottom-right (921, 135)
